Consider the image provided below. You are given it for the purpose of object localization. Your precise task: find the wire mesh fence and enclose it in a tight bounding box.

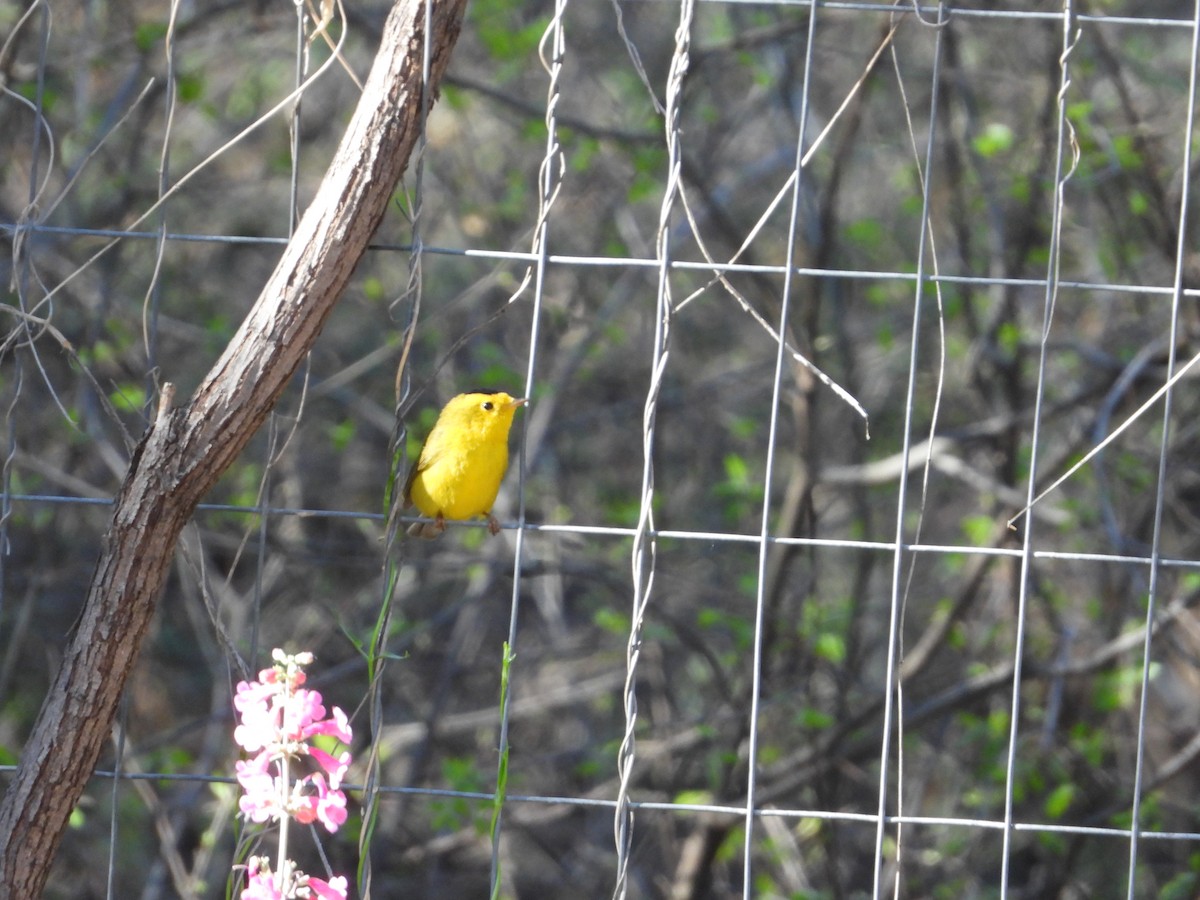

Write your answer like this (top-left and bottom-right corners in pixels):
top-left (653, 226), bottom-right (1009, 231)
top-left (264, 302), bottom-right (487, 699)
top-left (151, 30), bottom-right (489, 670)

top-left (4, 0), bottom-right (1200, 897)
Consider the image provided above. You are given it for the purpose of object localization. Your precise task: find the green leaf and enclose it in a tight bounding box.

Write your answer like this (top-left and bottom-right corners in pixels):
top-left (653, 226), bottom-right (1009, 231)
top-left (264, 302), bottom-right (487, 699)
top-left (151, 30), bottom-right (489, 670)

top-left (328, 419), bottom-right (355, 452)
top-left (815, 632), bottom-right (845, 664)
top-left (673, 789), bottom-right (713, 807)
top-left (797, 708), bottom-right (833, 729)
top-left (134, 21), bottom-right (169, 52)
top-left (723, 453), bottom-right (748, 483)
top-left (109, 384), bottom-right (147, 414)
top-left (845, 217), bottom-right (886, 247)
top-left (176, 72), bottom-right (205, 103)
top-left (973, 122), bottom-right (1014, 158)
top-left (1044, 782), bottom-right (1074, 819)
top-left (961, 514), bottom-right (992, 545)
top-left (362, 276), bottom-right (385, 302)
top-left (1112, 134), bottom-right (1142, 170)
top-left (594, 608), bottom-right (631, 634)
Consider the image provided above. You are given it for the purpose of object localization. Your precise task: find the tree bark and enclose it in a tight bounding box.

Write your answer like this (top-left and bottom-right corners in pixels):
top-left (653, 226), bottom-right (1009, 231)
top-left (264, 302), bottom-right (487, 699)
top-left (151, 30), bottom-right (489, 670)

top-left (0, 0), bottom-right (466, 894)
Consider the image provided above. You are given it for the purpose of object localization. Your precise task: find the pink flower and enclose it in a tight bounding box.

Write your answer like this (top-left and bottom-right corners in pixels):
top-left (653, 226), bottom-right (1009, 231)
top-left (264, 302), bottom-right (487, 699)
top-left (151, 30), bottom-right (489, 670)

top-left (302, 874), bottom-right (349, 900)
top-left (233, 681), bottom-right (283, 754)
top-left (291, 772), bottom-right (348, 833)
top-left (241, 857), bottom-right (282, 900)
top-left (239, 856), bottom-right (346, 900)
top-left (304, 705), bottom-right (353, 746)
top-left (306, 745), bottom-right (351, 789)
top-left (236, 755), bottom-right (283, 824)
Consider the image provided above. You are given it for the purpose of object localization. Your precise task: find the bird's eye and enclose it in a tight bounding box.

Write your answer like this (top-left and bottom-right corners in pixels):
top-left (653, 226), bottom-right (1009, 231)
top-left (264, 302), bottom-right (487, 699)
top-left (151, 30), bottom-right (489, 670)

top-left (482, 401), bottom-right (494, 411)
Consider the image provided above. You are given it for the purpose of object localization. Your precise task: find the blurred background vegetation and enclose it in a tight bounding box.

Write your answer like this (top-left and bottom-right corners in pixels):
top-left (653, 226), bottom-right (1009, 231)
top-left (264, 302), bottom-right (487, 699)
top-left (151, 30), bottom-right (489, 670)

top-left (3, 0), bottom-right (1200, 897)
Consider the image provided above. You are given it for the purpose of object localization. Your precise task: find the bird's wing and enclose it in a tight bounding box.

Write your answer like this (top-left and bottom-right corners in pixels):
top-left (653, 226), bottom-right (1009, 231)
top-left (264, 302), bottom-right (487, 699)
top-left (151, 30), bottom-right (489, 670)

top-left (401, 462), bottom-right (418, 507)
top-left (402, 432), bottom-right (445, 506)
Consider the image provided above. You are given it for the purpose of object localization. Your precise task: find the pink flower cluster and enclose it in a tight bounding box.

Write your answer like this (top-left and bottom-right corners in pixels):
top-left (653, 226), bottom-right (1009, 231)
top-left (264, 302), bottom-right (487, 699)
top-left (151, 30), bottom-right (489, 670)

top-left (242, 857), bottom-right (348, 900)
top-left (233, 650), bottom-right (353, 900)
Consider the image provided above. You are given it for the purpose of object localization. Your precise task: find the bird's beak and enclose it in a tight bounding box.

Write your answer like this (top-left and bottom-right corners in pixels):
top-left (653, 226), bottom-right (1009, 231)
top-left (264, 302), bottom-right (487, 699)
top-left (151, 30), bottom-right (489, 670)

top-left (507, 397), bottom-right (528, 410)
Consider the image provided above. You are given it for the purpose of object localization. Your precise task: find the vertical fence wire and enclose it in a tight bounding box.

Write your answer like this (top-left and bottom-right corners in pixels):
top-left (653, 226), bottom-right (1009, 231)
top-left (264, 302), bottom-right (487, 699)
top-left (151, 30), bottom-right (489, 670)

top-left (490, 0), bottom-right (568, 894)
top-left (1001, 4), bottom-right (1080, 897)
top-left (870, 7), bottom-right (948, 897)
top-left (1125, 3), bottom-right (1200, 895)
top-left (742, 4), bottom-right (821, 897)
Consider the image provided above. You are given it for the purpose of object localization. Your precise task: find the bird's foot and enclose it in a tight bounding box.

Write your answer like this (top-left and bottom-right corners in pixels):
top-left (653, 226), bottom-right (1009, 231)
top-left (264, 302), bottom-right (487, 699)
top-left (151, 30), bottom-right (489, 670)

top-left (407, 512), bottom-right (447, 539)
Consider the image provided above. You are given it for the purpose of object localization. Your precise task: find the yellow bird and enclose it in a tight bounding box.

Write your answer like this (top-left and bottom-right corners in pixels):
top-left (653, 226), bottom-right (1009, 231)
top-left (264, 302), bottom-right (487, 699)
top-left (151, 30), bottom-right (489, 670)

top-left (403, 391), bottom-right (527, 538)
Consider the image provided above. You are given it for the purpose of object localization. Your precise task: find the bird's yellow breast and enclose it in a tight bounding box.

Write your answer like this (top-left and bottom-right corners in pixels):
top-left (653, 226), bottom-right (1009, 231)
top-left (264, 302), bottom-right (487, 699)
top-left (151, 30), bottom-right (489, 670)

top-left (408, 439), bottom-right (509, 521)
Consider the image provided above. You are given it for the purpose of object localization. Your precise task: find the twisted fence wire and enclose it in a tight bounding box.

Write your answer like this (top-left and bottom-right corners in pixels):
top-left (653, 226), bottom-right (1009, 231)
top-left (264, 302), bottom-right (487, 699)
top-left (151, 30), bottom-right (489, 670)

top-left (612, 0), bottom-right (695, 895)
